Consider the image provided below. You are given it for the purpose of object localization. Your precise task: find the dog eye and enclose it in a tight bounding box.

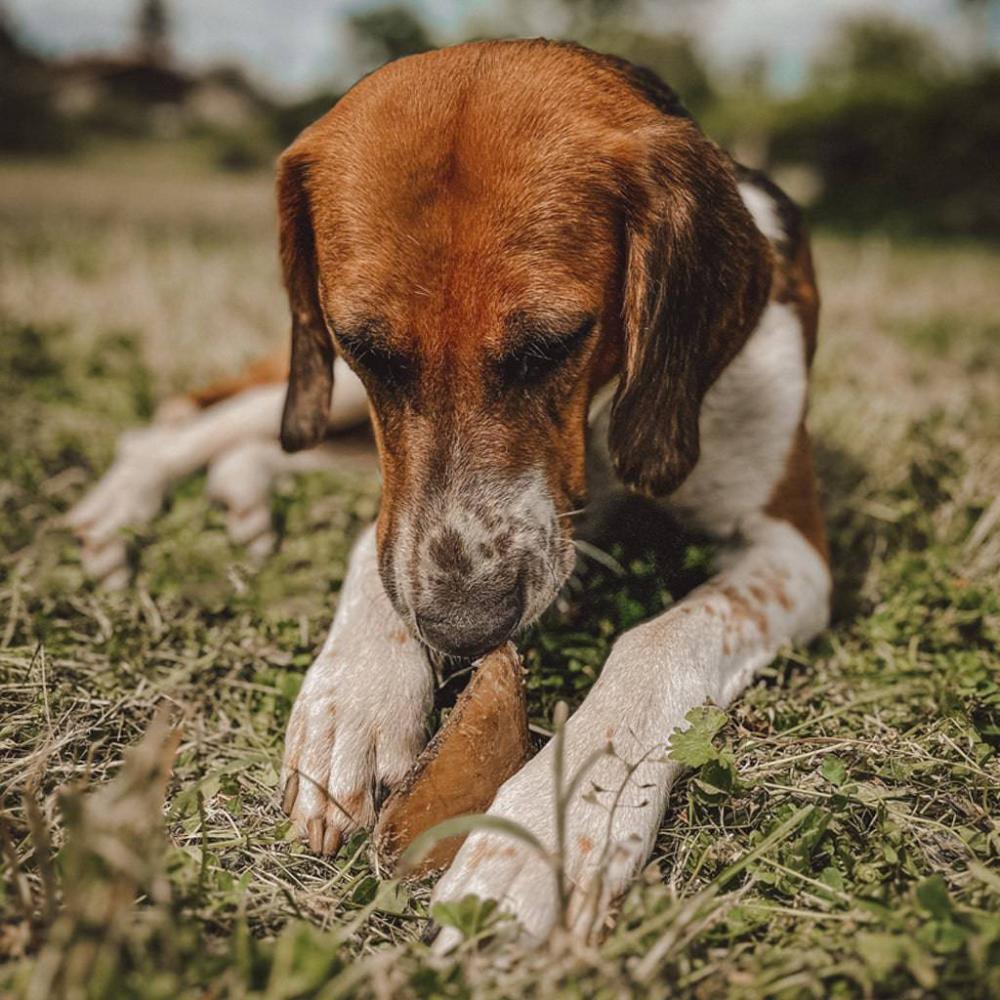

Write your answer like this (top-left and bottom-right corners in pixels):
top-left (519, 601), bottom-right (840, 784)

top-left (337, 333), bottom-right (415, 388)
top-left (498, 317), bottom-right (595, 389)
top-left (499, 345), bottom-right (565, 387)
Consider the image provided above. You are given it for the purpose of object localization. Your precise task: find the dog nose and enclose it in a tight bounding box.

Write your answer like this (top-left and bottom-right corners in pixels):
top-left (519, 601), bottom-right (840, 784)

top-left (416, 590), bottom-right (521, 659)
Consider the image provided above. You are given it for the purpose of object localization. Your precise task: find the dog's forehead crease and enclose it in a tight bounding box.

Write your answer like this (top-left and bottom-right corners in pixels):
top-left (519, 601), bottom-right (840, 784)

top-left (302, 51), bottom-right (646, 298)
top-left (315, 179), bottom-right (617, 304)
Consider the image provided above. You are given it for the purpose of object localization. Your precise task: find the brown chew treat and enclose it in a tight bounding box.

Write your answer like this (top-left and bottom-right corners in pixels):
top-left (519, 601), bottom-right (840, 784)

top-left (374, 642), bottom-right (531, 875)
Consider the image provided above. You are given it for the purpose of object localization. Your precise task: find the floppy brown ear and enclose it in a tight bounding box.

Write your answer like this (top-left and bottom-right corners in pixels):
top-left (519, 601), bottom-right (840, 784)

top-left (608, 125), bottom-right (772, 496)
top-left (276, 146), bottom-right (334, 452)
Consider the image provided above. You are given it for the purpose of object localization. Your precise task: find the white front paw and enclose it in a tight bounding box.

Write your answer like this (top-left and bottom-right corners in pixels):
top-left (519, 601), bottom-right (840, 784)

top-left (432, 726), bottom-right (665, 947)
top-left (280, 632), bottom-right (433, 856)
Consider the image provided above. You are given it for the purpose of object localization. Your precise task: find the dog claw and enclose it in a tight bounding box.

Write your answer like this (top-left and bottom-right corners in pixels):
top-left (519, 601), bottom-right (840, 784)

top-left (322, 825), bottom-right (343, 856)
top-left (81, 539), bottom-right (128, 582)
top-left (281, 772), bottom-right (298, 815)
top-left (307, 817), bottom-right (324, 853)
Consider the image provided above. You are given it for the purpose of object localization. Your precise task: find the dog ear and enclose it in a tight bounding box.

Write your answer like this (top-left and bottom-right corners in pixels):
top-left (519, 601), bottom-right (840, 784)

top-left (608, 125), bottom-right (772, 496)
top-left (276, 146), bottom-right (334, 452)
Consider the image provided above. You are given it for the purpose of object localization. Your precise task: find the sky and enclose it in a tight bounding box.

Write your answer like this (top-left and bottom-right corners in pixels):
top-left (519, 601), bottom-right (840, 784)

top-left (3, 0), bottom-right (983, 96)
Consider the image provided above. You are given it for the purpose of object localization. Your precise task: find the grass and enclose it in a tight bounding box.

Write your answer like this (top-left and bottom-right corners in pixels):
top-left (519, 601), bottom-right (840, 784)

top-left (1, 153), bottom-right (998, 999)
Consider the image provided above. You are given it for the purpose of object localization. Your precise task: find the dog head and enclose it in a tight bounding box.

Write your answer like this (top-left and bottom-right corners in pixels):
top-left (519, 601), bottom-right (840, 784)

top-left (277, 41), bottom-right (770, 657)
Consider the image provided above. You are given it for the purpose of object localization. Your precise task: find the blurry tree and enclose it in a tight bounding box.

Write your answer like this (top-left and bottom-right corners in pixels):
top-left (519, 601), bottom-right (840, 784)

top-left (349, 6), bottom-right (434, 67)
top-left (561, 0), bottom-right (633, 26)
top-left (136, 0), bottom-right (171, 65)
top-left (738, 53), bottom-right (770, 93)
top-left (558, 0), bottom-right (705, 34)
top-left (272, 6), bottom-right (435, 145)
top-left (701, 50), bottom-right (778, 166)
top-left (270, 90), bottom-right (341, 146)
top-left (588, 28), bottom-right (716, 115)
top-left (770, 15), bottom-right (1000, 236)
top-left (0, 14), bottom-right (76, 153)
top-left (812, 15), bottom-right (944, 91)
top-left (538, 0), bottom-right (716, 115)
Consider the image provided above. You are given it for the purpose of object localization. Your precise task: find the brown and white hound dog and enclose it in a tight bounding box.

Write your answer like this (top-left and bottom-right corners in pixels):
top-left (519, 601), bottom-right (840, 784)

top-left (68, 40), bottom-right (831, 943)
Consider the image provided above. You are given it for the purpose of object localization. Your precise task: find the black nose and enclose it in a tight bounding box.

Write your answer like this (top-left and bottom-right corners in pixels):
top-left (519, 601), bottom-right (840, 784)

top-left (416, 591), bottom-right (521, 659)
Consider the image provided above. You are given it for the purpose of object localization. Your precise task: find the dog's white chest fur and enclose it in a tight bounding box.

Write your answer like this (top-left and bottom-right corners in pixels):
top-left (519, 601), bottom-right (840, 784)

top-left (664, 299), bottom-right (806, 536)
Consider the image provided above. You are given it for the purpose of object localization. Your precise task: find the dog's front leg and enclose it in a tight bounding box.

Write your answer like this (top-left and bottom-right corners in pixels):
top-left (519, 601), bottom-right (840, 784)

top-left (433, 514), bottom-right (831, 946)
top-left (280, 524), bottom-right (434, 854)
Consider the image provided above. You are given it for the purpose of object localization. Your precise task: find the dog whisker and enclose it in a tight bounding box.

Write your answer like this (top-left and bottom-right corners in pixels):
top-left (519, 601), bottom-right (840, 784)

top-left (573, 539), bottom-right (626, 575)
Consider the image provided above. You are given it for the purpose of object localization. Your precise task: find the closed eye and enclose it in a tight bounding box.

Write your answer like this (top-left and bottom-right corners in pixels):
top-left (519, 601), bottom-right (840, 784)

top-left (336, 328), bottom-right (415, 388)
top-left (497, 316), bottom-right (595, 388)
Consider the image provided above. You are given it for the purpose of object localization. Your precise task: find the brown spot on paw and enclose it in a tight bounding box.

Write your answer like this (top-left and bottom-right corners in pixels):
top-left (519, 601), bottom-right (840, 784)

top-left (719, 584), bottom-right (770, 640)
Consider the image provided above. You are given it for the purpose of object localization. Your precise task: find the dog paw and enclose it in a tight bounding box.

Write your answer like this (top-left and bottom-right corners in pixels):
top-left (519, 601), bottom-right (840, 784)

top-left (431, 728), bottom-right (662, 948)
top-left (279, 626), bottom-right (434, 855)
top-left (65, 427), bottom-right (173, 586)
top-left (206, 440), bottom-right (282, 556)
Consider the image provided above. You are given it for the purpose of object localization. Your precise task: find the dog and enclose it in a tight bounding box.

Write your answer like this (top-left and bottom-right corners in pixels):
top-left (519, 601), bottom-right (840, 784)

top-left (68, 39), bottom-right (831, 945)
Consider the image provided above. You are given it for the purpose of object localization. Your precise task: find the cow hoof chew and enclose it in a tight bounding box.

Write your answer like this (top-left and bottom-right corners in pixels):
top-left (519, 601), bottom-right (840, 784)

top-left (374, 643), bottom-right (532, 875)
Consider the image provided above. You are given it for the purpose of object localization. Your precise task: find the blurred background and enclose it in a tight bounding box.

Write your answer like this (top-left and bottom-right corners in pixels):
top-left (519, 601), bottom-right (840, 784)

top-left (3, 0), bottom-right (999, 237)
